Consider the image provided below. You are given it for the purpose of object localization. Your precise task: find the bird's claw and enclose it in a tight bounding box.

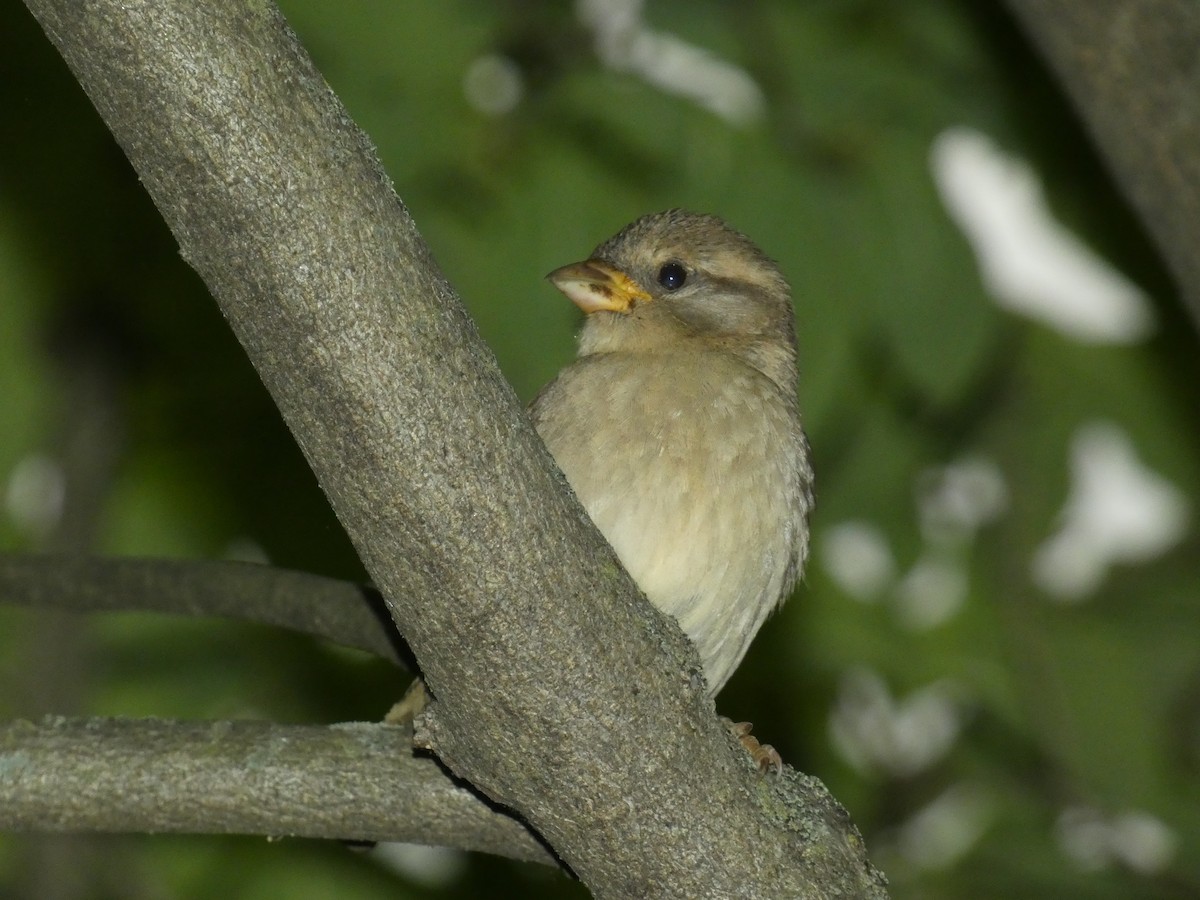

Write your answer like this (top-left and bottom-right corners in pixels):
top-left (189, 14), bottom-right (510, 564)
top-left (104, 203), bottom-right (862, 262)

top-left (726, 719), bottom-right (783, 776)
top-left (384, 678), bottom-right (429, 725)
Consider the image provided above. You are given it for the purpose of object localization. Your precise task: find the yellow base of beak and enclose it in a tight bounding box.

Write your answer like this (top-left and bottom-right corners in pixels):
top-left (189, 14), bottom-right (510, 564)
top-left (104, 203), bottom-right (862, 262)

top-left (547, 259), bottom-right (651, 314)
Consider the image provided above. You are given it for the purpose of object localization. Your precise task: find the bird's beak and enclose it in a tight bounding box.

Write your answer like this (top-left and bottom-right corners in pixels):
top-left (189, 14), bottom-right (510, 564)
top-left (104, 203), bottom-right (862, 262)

top-left (546, 259), bottom-right (651, 314)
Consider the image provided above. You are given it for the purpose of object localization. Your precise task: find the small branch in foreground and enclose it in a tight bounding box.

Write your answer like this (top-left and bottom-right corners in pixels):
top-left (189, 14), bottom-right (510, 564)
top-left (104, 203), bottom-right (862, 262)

top-left (0, 716), bottom-right (553, 865)
top-left (0, 554), bottom-right (406, 666)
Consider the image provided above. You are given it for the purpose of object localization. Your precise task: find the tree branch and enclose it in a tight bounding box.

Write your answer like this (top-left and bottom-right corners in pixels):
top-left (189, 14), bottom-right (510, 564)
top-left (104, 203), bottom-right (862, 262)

top-left (0, 717), bottom-right (553, 865)
top-left (20, 1), bottom-right (886, 895)
top-left (1006, 0), bottom-right (1200, 330)
top-left (0, 554), bottom-right (406, 666)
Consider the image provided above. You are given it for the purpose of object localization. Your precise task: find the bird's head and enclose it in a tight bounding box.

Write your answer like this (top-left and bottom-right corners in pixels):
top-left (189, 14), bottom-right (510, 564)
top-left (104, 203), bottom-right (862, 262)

top-left (546, 209), bottom-right (797, 391)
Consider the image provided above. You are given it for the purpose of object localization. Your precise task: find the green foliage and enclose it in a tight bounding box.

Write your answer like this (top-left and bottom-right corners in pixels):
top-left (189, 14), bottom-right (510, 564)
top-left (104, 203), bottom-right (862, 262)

top-left (2, 1), bottom-right (1197, 897)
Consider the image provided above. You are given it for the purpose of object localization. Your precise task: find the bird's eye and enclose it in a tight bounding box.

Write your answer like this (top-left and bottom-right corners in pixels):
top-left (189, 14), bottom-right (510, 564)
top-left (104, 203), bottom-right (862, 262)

top-left (657, 262), bottom-right (687, 291)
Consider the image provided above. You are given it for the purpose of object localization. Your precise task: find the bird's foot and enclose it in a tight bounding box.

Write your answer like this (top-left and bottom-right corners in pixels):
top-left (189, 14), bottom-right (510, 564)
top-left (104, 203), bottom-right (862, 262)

top-left (384, 678), bottom-right (429, 725)
top-left (724, 718), bottom-right (783, 776)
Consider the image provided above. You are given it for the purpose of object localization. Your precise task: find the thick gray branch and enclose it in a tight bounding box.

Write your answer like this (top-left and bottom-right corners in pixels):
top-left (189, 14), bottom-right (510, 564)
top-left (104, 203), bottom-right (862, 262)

top-left (0, 554), bottom-right (405, 666)
top-left (21, 1), bottom-right (886, 895)
top-left (1007, 1), bottom-right (1200, 330)
top-left (0, 717), bottom-right (552, 865)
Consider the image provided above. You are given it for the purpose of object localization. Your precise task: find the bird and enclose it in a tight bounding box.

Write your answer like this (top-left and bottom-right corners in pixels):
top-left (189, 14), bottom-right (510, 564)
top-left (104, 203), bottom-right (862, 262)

top-left (530, 210), bottom-right (814, 769)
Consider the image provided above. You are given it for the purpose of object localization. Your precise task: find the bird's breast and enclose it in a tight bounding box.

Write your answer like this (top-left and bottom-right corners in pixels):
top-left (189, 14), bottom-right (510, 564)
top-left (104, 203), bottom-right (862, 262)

top-left (531, 351), bottom-right (809, 694)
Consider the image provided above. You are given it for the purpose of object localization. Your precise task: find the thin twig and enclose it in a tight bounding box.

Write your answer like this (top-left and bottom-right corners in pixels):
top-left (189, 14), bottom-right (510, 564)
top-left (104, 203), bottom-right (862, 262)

top-left (0, 554), bottom-right (408, 666)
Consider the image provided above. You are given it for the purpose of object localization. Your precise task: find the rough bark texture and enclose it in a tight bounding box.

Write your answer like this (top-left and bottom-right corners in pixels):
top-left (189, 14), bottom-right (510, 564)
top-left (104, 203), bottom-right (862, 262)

top-left (18, 1), bottom-right (886, 896)
top-left (1006, 1), bottom-right (1200, 330)
top-left (0, 717), bottom-right (552, 865)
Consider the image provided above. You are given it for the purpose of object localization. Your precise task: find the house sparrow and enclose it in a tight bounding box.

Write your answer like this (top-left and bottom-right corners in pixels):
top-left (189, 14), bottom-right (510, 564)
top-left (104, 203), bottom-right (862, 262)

top-left (531, 210), bottom-right (814, 765)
